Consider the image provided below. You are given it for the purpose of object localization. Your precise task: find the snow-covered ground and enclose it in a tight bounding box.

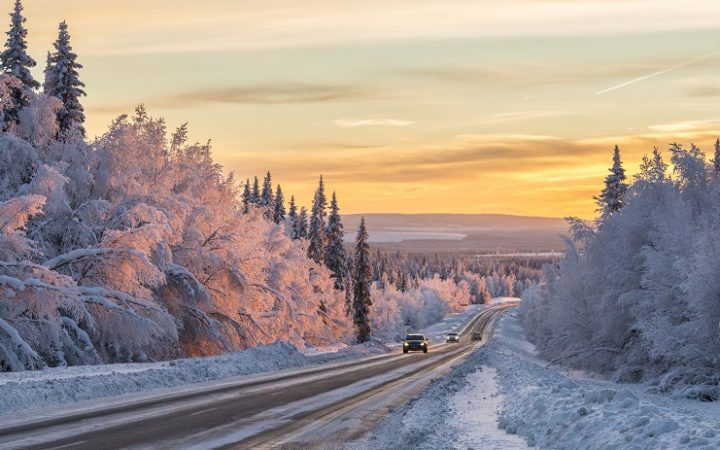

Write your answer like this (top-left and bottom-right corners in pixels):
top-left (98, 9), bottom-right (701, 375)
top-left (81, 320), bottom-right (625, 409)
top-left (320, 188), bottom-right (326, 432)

top-left (352, 308), bottom-right (720, 449)
top-left (0, 302), bottom-right (496, 417)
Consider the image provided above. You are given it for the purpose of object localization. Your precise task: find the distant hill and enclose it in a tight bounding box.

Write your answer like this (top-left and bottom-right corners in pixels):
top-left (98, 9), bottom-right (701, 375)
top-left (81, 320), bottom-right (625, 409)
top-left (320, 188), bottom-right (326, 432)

top-left (343, 214), bottom-right (569, 254)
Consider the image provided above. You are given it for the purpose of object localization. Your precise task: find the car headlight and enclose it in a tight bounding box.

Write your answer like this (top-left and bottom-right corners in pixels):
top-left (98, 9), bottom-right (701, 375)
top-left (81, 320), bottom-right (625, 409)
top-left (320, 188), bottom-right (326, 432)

top-left (403, 342), bottom-right (408, 346)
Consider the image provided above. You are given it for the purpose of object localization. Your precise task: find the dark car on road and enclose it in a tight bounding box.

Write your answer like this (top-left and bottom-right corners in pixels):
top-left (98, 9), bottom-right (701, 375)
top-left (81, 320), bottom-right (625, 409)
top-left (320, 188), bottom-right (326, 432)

top-left (403, 334), bottom-right (429, 353)
top-left (471, 331), bottom-right (483, 341)
top-left (445, 332), bottom-right (460, 343)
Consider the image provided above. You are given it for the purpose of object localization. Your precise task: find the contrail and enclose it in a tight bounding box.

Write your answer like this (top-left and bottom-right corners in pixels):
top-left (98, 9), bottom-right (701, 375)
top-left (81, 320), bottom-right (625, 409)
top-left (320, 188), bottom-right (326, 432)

top-left (595, 50), bottom-right (720, 95)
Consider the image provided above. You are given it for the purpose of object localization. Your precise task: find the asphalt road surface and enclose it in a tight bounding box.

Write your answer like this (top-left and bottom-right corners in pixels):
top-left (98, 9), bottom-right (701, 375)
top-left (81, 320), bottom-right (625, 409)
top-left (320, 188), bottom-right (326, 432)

top-left (0, 303), bottom-right (516, 450)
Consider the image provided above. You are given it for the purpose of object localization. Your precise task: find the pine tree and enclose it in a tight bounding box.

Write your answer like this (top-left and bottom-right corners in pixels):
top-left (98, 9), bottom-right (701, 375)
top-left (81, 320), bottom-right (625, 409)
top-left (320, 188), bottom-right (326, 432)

top-left (324, 191), bottom-right (348, 290)
top-left (595, 145), bottom-right (628, 217)
top-left (251, 176), bottom-right (260, 204)
top-left (1, 0), bottom-right (37, 89)
top-left (241, 178), bottom-right (252, 213)
top-left (273, 184), bottom-right (286, 224)
top-left (288, 195), bottom-right (299, 238)
top-left (43, 21), bottom-right (86, 138)
top-left (261, 171), bottom-right (274, 207)
top-left (298, 206), bottom-right (309, 239)
top-left (0, 0), bottom-right (37, 130)
top-left (307, 175), bottom-right (327, 263)
top-left (714, 138), bottom-right (720, 176)
top-left (352, 217), bottom-right (372, 343)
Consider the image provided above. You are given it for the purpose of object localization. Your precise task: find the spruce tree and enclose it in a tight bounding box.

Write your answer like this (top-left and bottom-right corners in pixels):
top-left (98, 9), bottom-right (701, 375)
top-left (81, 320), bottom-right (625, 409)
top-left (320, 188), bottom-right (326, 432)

top-left (298, 207), bottom-right (309, 239)
top-left (324, 191), bottom-right (348, 290)
top-left (273, 184), bottom-right (286, 224)
top-left (241, 179), bottom-right (252, 213)
top-left (43, 21), bottom-right (86, 138)
top-left (595, 145), bottom-right (628, 217)
top-left (307, 175), bottom-right (327, 263)
top-left (288, 195), bottom-right (299, 238)
top-left (714, 138), bottom-right (720, 176)
top-left (260, 171), bottom-right (274, 207)
top-left (0, 0), bottom-right (37, 130)
top-left (1, 0), bottom-right (37, 89)
top-left (251, 176), bottom-right (260, 204)
top-left (352, 217), bottom-right (372, 343)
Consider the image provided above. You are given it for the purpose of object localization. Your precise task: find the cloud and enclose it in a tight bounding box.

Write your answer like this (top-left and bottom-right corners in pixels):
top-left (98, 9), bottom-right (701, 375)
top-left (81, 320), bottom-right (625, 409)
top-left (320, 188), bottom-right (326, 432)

top-left (647, 118), bottom-right (720, 133)
top-left (158, 83), bottom-right (380, 106)
top-left (681, 77), bottom-right (720, 97)
top-left (333, 119), bottom-right (414, 128)
top-left (88, 83), bottom-right (383, 114)
top-left (37, 0), bottom-right (720, 55)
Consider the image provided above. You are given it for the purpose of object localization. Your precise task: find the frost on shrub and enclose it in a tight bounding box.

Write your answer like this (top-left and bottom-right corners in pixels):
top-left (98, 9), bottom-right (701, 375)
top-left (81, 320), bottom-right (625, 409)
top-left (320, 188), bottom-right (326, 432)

top-left (0, 104), bottom-right (353, 371)
top-left (520, 145), bottom-right (720, 399)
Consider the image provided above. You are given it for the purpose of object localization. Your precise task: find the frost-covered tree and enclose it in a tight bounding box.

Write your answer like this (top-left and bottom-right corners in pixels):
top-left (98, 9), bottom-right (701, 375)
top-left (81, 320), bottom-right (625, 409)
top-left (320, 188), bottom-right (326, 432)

top-left (307, 175), bottom-right (327, 263)
top-left (43, 21), bottom-right (86, 138)
top-left (521, 143), bottom-right (720, 399)
top-left (0, 0), bottom-right (37, 130)
top-left (713, 138), bottom-right (720, 176)
top-left (595, 145), bottom-right (628, 218)
top-left (273, 184), bottom-right (285, 224)
top-left (352, 217), bottom-right (372, 342)
top-left (260, 171), bottom-right (273, 207)
top-left (0, 0), bottom-right (36, 90)
top-left (241, 178), bottom-right (251, 213)
top-left (288, 195), bottom-right (298, 238)
top-left (297, 206), bottom-right (308, 239)
top-left (251, 176), bottom-right (260, 204)
top-left (324, 191), bottom-right (347, 290)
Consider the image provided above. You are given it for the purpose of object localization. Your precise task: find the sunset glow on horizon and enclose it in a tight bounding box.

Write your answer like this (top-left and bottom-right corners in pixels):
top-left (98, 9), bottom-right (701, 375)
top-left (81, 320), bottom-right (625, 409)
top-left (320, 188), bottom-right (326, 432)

top-left (17, 0), bottom-right (720, 218)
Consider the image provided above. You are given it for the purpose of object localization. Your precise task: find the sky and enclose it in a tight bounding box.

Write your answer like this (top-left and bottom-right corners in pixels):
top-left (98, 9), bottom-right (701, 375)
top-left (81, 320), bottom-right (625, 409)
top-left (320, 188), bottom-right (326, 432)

top-left (16, 0), bottom-right (720, 218)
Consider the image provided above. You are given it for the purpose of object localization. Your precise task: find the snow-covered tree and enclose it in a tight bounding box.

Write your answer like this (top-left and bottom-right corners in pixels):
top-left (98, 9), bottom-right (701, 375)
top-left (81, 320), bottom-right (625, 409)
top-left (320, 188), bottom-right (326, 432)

top-left (595, 145), bottom-right (628, 218)
top-left (0, 0), bottom-right (37, 130)
top-left (43, 21), bottom-right (86, 139)
top-left (307, 175), bottom-right (327, 263)
top-left (297, 206), bottom-right (308, 239)
top-left (324, 191), bottom-right (347, 290)
top-left (714, 138), bottom-right (720, 176)
top-left (288, 195), bottom-right (299, 238)
top-left (0, 0), bottom-right (36, 90)
top-left (352, 217), bottom-right (372, 342)
top-left (260, 171), bottom-right (273, 207)
top-left (251, 176), bottom-right (260, 204)
top-left (273, 184), bottom-right (285, 224)
top-left (241, 178), bottom-right (251, 213)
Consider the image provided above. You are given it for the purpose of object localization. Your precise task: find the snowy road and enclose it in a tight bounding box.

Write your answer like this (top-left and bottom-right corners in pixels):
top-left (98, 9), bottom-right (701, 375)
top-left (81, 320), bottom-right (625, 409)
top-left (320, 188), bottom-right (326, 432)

top-left (0, 303), bottom-right (516, 450)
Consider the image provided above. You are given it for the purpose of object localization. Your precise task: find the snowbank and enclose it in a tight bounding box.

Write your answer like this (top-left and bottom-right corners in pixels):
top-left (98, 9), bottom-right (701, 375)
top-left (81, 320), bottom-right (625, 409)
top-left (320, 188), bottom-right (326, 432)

top-left (0, 341), bottom-right (360, 416)
top-left (492, 311), bottom-right (720, 449)
top-left (0, 301), bottom-right (491, 416)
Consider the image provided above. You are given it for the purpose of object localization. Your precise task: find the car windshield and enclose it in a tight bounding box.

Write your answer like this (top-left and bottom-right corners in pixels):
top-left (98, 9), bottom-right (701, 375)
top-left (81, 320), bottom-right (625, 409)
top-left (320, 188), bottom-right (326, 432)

top-left (447, 333), bottom-right (458, 336)
top-left (405, 334), bottom-right (424, 340)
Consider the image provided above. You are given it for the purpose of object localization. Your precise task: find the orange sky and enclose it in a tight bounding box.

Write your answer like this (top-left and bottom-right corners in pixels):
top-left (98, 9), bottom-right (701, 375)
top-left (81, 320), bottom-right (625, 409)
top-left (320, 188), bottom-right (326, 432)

top-left (16, 0), bottom-right (720, 218)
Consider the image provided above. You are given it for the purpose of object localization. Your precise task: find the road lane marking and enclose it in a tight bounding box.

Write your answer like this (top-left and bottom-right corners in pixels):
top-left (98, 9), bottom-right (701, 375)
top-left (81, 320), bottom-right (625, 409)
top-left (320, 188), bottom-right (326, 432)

top-left (46, 440), bottom-right (87, 450)
top-left (190, 407), bottom-right (218, 416)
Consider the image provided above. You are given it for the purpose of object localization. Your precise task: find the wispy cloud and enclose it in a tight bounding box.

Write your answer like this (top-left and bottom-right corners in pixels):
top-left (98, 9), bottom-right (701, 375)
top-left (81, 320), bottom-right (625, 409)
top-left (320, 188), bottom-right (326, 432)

top-left (595, 51), bottom-right (720, 95)
top-left (647, 118), bottom-right (720, 133)
top-left (333, 118), bottom-right (413, 128)
top-left (159, 83), bottom-right (380, 106)
top-left (680, 77), bottom-right (720, 97)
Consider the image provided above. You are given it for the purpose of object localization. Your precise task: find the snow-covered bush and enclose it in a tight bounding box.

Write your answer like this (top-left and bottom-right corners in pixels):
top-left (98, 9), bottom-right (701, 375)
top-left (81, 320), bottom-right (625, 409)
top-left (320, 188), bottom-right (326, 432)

top-left (0, 93), bottom-right (352, 371)
top-left (371, 275), bottom-right (471, 340)
top-left (521, 145), bottom-right (720, 400)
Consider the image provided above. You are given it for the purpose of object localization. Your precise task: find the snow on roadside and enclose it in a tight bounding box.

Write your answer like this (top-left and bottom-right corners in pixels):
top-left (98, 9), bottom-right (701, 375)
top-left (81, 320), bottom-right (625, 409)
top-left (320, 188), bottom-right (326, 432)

top-left (492, 311), bottom-right (720, 449)
top-left (0, 302), bottom-right (493, 417)
top-left (0, 342), bottom-right (359, 416)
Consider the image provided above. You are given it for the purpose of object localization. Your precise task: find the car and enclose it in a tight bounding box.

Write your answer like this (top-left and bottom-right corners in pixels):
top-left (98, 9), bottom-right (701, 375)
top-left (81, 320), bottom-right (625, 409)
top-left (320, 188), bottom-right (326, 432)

top-left (445, 332), bottom-right (460, 343)
top-left (402, 334), bottom-right (429, 353)
top-left (471, 331), bottom-right (483, 341)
